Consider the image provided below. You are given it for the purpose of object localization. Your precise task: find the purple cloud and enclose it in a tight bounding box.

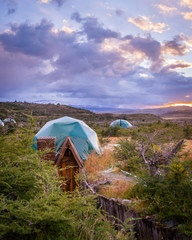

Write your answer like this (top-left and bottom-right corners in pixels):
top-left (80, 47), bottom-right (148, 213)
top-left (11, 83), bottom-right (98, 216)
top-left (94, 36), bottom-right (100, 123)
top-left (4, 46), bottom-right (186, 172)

top-left (3, 0), bottom-right (17, 15)
top-left (163, 35), bottom-right (187, 56)
top-left (115, 9), bottom-right (124, 16)
top-left (0, 20), bottom-right (57, 58)
top-left (130, 35), bottom-right (161, 62)
top-left (51, 0), bottom-right (67, 7)
top-left (71, 12), bottom-right (119, 42)
top-left (7, 8), bottom-right (16, 15)
top-left (0, 16), bottom-right (191, 108)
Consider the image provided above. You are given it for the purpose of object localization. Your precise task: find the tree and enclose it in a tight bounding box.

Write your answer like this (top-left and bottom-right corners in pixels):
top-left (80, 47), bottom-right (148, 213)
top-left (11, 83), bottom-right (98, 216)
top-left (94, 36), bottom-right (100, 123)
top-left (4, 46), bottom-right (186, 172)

top-left (138, 132), bottom-right (184, 176)
top-left (114, 126), bottom-right (184, 176)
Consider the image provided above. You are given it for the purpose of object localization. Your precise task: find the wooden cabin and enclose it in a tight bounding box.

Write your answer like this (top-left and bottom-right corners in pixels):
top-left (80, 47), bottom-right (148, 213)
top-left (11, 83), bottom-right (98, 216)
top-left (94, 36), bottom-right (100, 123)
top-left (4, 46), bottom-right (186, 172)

top-left (37, 136), bottom-right (84, 192)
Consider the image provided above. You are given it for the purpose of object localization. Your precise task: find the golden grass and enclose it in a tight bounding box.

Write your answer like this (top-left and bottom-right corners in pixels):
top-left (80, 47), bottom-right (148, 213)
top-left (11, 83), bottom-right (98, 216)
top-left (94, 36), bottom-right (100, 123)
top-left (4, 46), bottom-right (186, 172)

top-left (85, 151), bottom-right (113, 173)
top-left (84, 151), bottom-right (114, 182)
top-left (99, 179), bottom-right (134, 199)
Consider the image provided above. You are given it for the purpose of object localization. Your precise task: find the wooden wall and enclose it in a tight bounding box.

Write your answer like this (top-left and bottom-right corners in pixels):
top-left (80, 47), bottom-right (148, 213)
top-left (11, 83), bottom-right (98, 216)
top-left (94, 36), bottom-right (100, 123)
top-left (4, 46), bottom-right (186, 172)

top-left (37, 137), bottom-right (56, 162)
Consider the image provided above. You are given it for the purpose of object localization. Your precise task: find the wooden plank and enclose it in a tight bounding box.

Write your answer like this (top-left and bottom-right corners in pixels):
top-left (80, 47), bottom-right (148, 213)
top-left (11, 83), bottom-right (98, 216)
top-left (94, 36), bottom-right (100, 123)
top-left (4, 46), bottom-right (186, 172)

top-left (62, 162), bottom-right (66, 192)
top-left (70, 162), bottom-right (73, 191)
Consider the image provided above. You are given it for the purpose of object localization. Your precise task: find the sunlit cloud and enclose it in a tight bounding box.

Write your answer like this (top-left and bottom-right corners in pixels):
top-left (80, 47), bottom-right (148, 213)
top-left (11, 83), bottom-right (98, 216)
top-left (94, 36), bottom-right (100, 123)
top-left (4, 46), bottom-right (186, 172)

top-left (40, 59), bottom-right (56, 74)
top-left (41, 0), bottom-right (51, 3)
top-left (180, 0), bottom-right (192, 9)
top-left (139, 73), bottom-right (153, 79)
top-left (162, 34), bottom-right (188, 56)
top-left (51, 19), bottom-right (74, 34)
top-left (155, 4), bottom-right (178, 15)
top-left (161, 59), bottom-right (191, 73)
top-left (128, 16), bottom-right (169, 33)
top-left (182, 11), bottom-right (192, 20)
top-left (41, 0), bottom-right (67, 6)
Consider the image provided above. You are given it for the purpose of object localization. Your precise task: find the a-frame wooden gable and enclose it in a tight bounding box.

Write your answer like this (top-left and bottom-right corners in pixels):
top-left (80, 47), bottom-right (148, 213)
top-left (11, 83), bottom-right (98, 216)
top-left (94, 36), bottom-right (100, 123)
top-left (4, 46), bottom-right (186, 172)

top-left (56, 136), bottom-right (84, 191)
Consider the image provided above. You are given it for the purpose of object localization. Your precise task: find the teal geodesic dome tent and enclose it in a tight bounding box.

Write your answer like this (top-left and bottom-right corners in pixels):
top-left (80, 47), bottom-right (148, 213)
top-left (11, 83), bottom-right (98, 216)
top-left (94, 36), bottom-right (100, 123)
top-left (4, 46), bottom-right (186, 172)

top-left (33, 116), bottom-right (102, 160)
top-left (110, 119), bottom-right (132, 128)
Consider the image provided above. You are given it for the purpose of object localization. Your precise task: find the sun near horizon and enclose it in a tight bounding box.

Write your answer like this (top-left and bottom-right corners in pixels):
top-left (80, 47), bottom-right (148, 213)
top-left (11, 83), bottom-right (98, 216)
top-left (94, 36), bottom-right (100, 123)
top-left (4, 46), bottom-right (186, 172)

top-left (144, 103), bottom-right (192, 109)
top-left (170, 103), bottom-right (192, 107)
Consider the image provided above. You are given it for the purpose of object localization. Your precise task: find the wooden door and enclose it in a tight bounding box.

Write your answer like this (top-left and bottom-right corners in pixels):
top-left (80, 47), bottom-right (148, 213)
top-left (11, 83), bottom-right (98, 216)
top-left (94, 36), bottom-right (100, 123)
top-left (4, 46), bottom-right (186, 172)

top-left (59, 157), bottom-right (79, 192)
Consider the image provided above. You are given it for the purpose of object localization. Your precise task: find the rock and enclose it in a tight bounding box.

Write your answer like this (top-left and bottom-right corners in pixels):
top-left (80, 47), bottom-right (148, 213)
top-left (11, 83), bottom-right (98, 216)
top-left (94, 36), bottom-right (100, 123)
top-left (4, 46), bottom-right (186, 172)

top-left (122, 199), bottom-right (132, 205)
top-left (164, 220), bottom-right (176, 228)
top-left (117, 198), bottom-right (122, 203)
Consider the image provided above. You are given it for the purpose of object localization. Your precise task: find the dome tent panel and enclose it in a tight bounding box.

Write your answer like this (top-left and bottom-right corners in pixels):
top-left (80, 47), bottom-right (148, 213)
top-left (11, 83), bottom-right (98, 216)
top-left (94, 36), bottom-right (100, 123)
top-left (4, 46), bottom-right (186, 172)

top-left (110, 119), bottom-right (132, 128)
top-left (33, 116), bottom-right (102, 160)
top-left (0, 120), bottom-right (4, 127)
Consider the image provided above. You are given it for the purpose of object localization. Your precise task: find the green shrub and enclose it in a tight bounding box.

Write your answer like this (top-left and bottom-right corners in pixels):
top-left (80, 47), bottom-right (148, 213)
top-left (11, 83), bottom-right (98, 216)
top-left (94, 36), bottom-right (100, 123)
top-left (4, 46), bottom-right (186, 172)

top-left (0, 123), bottom-right (123, 240)
top-left (127, 160), bottom-right (192, 236)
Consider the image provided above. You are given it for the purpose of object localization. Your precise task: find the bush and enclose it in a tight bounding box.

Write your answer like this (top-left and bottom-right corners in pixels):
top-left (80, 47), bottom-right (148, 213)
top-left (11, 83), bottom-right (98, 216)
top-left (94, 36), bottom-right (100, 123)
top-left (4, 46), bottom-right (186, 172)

top-left (0, 123), bottom-right (123, 240)
top-left (113, 139), bottom-right (143, 174)
top-left (127, 160), bottom-right (192, 236)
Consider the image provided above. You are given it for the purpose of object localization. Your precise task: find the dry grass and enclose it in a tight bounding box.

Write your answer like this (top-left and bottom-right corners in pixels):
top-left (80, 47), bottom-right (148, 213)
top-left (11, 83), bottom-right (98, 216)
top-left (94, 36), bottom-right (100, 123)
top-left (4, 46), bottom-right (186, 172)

top-left (85, 151), bottom-right (114, 173)
top-left (84, 151), bottom-right (114, 182)
top-left (99, 179), bottom-right (134, 199)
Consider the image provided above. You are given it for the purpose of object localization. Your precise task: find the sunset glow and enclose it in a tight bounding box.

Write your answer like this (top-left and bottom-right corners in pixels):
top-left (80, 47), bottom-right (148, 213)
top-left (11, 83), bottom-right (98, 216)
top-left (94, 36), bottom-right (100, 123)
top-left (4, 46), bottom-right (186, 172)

top-left (143, 103), bottom-right (192, 109)
top-left (171, 103), bottom-right (192, 107)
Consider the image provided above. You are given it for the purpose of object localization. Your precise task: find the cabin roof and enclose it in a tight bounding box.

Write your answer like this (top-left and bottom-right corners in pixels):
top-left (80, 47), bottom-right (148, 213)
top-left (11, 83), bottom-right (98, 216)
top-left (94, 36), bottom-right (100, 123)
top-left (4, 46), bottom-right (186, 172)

top-left (55, 136), bottom-right (84, 168)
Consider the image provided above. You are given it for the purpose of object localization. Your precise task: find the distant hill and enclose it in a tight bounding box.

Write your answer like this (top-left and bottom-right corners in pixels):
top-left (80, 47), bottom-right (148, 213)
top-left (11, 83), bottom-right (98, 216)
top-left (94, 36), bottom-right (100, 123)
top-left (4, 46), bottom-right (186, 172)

top-left (81, 105), bottom-right (192, 116)
top-left (0, 102), bottom-right (161, 126)
top-left (161, 110), bottom-right (192, 119)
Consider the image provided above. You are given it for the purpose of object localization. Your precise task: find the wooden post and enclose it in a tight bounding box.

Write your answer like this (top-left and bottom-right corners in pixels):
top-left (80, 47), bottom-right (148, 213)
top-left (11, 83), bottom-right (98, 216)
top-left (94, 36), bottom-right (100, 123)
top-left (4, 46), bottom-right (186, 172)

top-left (70, 162), bottom-right (73, 191)
top-left (62, 162), bottom-right (66, 192)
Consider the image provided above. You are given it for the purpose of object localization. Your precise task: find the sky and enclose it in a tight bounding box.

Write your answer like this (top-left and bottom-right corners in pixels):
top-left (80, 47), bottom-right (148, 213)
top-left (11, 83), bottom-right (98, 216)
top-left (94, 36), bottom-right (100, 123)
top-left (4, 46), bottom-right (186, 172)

top-left (0, 0), bottom-right (192, 109)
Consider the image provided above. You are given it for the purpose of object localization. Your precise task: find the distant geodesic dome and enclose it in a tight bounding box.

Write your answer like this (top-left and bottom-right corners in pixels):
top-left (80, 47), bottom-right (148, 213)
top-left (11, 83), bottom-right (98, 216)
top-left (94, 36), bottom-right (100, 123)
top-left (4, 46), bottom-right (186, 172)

top-left (3, 118), bottom-right (16, 124)
top-left (110, 119), bottom-right (132, 128)
top-left (0, 120), bottom-right (4, 127)
top-left (33, 116), bottom-right (102, 160)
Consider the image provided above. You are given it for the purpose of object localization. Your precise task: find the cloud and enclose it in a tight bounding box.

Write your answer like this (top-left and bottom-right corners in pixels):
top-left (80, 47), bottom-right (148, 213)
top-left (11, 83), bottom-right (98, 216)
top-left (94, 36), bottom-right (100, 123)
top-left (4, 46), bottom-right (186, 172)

top-left (130, 36), bottom-right (161, 62)
top-left (128, 16), bottom-right (170, 33)
top-left (115, 9), bottom-right (124, 16)
top-left (41, 0), bottom-right (67, 7)
top-left (71, 12), bottom-right (119, 42)
top-left (180, 0), bottom-right (192, 9)
top-left (0, 16), bottom-right (192, 108)
top-left (161, 60), bottom-right (191, 73)
top-left (0, 19), bottom-right (61, 58)
top-left (3, 0), bottom-right (17, 15)
top-left (119, 34), bottom-right (162, 71)
top-left (105, 5), bottom-right (124, 16)
top-left (7, 8), bottom-right (16, 15)
top-left (162, 35), bottom-right (188, 56)
top-left (0, 46), bottom-right (43, 98)
top-left (155, 4), bottom-right (178, 15)
top-left (182, 11), bottom-right (192, 20)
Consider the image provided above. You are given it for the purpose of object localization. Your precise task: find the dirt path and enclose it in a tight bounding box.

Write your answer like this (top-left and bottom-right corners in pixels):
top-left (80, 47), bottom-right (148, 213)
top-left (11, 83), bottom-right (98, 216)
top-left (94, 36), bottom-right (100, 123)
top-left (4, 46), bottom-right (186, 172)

top-left (102, 137), bottom-right (122, 152)
top-left (99, 169), bottom-right (134, 183)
